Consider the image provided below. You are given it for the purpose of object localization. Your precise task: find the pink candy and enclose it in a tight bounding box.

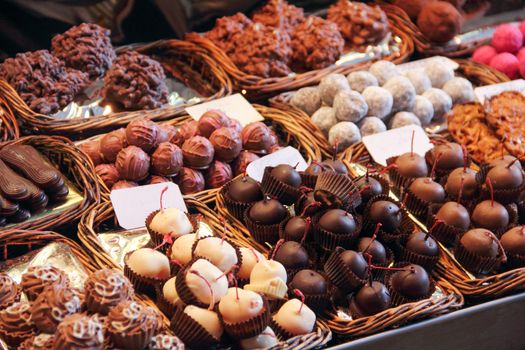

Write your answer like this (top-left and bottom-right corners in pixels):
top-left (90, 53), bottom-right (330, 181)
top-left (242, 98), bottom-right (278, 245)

top-left (472, 45), bottom-right (497, 65)
top-left (492, 24), bottom-right (523, 53)
top-left (490, 53), bottom-right (520, 79)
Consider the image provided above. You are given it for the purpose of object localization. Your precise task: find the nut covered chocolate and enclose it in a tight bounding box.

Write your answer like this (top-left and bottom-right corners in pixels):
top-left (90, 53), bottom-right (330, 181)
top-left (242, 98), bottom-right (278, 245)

top-left (252, 0), bottom-right (305, 34)
top-left (115, 146), bottom-right (151, 181)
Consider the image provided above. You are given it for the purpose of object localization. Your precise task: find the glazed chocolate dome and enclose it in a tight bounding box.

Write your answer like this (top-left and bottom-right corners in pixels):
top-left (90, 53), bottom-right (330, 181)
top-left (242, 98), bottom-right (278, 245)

top-left (490, 155), bottom-right (522, 170)
top-left (228, 176), bottom-right (263, 203)
top-left (405, 231), bottom-right (439, 256)
top-left (390, 264), bottom-right (431, 298)
top-left (125, 118), bottom-right (159, 152)
top-left (435, 202), bottom-right (470, 230)
top-left (241, 122), bottom-right (273, 154)
top-left (273, 241), bottom-right (309, 269)
top-left (115, 146), bottom-right (150, 181)
top-left (444, 168), bottom-right (478, 200)
top-left (319, 209), bottom-right (356, 234)
top-left (283, 216), bottom-right (309, 242)
top-left (295, 191), bottom-right (321, 217)
top-left (151, 142), bottom-right (183, 177)
top-left (209, 127), bottom-right (242, 162)
top-left (182, 136), bottom-right (215, 169)
top-left (270, 164), bottom-right (301, 187)
top-left (357, 237), bottom-right (387, 265)
top-left (234, 151), bottom-right (260, 176)
top-left (428, 142), bottom-right (464, 171)
top-left (350, 281), bottom-right (391, 316)
top-left (355, 176), bottom-right (383, 203)
top-left (340, 250), bottom-right (368, 279)
top-left (289, 270), bottom-right (327, 295)
top-left (304, 163), bottom-right (323, 176)
top-left (500, 226), bottom-right (525, 255)
top-left (460, 229), bottom-right (499, 258)
top-left (395, 153), bottom-right (428, 178)
top-left (471, 200), bottom-right (509, 232)
top-left (369, 200), bottom-right (402, 232)
top-left (486, 165), bottom-right (523, 190)
top-left (248, 197), bottom-right (287, 225)
top-left (197, 109), bottom-right (230, 138)
top-left (408, 177), bottom-right (446, 203)
top-left (322, 159), bottom-right (348, 174)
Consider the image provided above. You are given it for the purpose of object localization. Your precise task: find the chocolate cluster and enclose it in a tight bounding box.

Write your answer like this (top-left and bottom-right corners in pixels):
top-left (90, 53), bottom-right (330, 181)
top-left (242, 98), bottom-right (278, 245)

top-left (0, 145), bottom-right (68, 226)
top-left (0, 50), bottom-right (88, 114)
top-left (102, 51), bottom-right (169, 111)
top-left (204, 13), bottom-right (253, 55)
top-left (327, 0), bottom-right (389, 46)
top-left (51, 23), bottom-right (116, 79)
top-left (87, 111), bottom-right (280, 195)
top-left (252, 0), bottom-right (305, 34)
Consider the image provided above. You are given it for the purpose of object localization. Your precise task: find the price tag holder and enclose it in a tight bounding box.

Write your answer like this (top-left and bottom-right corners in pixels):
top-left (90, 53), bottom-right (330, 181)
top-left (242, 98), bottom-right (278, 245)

top-left (185, 93), bottom-right (264, 126)
top-left (474, 79), bottom-right (525, 104)
top-left (110, 182), bottom-right (187, 230)
top-left (362, 125), bottom-right (433, 167)
top-left (246, 146), bottom-right (308, 182)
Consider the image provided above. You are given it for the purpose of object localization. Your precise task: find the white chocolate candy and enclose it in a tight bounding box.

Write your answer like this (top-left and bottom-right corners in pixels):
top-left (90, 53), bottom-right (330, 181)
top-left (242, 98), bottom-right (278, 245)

top-left (218, 288), bottom-right (264, 324)
top-left (333, 90), bottom-right (368, 123)
top-left (347, 71), bottom-right (378, 93)
top-left (411, 95), bottom-right (434, 126)
top-left (318, 74), bottom-right (351, 106)
top-left (383, 76), bottom-right (416, 112)
top-left (185, 259), bottom-right (228, 305)
top-left (170, 234), bottom-right (197, 265)
top-left (162, 277), bottom-right (182, 307)
top-left (240, 327), bottom-right (278, 349)
top-left (127, 248), bottom-right (170, 279)
top-left (193, 237), bottom-right (238, 272)
top-left (245, 260), bottom-right (287, 299)
top-left (311, 107), bottom-right (338, 136)
top-left (442, 77), bottom-right (474, 104)
top-left (362, 86), bottom-right (393, 120)
top-left (403, 69), bottom-right (431, 95)
top-left (424, 62), bottom-right (454, 88)
top-left (238, 247), bottom-right (265, 280)
top-left (369, 60), bottom-right (400, 85)
top-left (149, 208), bottom-right (193, 238)
top-left (328, 122), bottom-right (361, 149)
top-left (291, 87), bottom-right (322, 116)
top-left (422, 88), bottom-right (452, 120)
top-left (389, 112), bottom-right (421, 129)
top-left (273, 299), bottom-right (316, 336)
top-left (183, 305), bottom-right (223, 340)
top-left (359, 117), bottom-right (387, 137)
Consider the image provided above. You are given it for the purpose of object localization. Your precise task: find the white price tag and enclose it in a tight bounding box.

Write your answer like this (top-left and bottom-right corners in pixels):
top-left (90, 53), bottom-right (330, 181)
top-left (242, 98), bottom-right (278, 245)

top-left (110, 182), bottom-right (187, 230)
top-left (246, 146), bottom-right (307, 182)
top-left (362, 125), bottom-right (433, 166)
top-left (474, 79), bottom-right (525, 104)
top-left (185, 93), bottom-right (264, 127)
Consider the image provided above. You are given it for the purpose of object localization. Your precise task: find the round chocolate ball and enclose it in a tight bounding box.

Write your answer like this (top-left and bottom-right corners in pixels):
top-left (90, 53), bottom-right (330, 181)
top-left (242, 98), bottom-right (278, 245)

top-left (428, 142), bottom-right (465, 172)
top-left (291, 87), bottom-right (322, 116)
top-left (408, 177), bottom-right (446, 203)
top-left (160, 125), bottom-right (184, 146)
top-left (209, 127), bottom-right (242, 162)
top-left (357, 237), bottom-right (387, 265)
top-left (179, 120), bottom-right (198, 140)
top-left (405, 231), bottom-right (439, 256)
top-left (350, 281), bottom-right (391, 317)
top-left (273, 241), bottom-right (309, 269)
top-left (268, 165), bottom-right (300, 188)
top-left (486, 165), bottom-right (523, 190)
top-left (151, 142), bottom-right (183, 177)
top-left (241, 122), bottom-right (273, 154)
top-left (125, 118), bottom-right (159, 152)
top-left (249, 197), bottom-right (287, 225)
top-left (395, 152), bottom-right (428, 178)
top-left (444, 168), bottom-right (478, 200)
top-left (197, 109), bottom-right (230, 138)
top-left (435, 201), bottom-right (470, 230)
top-left (289, 269), bottom-right (328, 295)
top-left (460, 228), bottom-right (499, 258)
top-left (182, 136), bottom-right (215, 169)
top-left (471, 200), bottom-right (509, 232)
top-left (322, 159), bottom-right (348, 174)
top-left (319, 209), bottom-right (356, 234)
top-left (100, 128), bottom-right (127, 163)
top-left (115, 146), bottom-right (150, 181)
top-left (283, 216), bottom-right (310, 242)
top-left (390, 264), bottom-right (431, 298)
top-left (369, 200), bottom-right (402, 232)
top-left (178, 167), bottom-right (205, 195)
top-left (340, 250), bottom-right (368, 279)
top-left (355, 176), bottom-right (383, 203)
top-left (79, 140), bottom-right (103, 166)
top-left (205, 160), bottom-right (232, 189)
top-left (228, 176), bottom-right (263, 203)
top-left (417, 1), bottom-right (462, 43)
top-left (95, 164), bottom-right (120, 188)
top-left (234, 151), bottom-right (260, 176)
top-left (500, 226), bottom-right (525, 256)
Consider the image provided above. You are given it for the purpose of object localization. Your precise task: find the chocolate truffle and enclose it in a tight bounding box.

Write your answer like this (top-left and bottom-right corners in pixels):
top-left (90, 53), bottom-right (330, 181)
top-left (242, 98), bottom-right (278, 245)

top-left (486, 164), bottom-right (524, 190)
top-left (394, 0), bottom-right (424, 21)
top-left (339, 250), bottom-right (369, 280)
top-left (291, 87), bottom-right (322, 116)
top-left (182, 136), bottom-right (215, 169)
top-left (234, 151), bottom-right (260, 176)
top-left (252, 0), bottom-right (305, 34)
top-left (384, 76), bottom-right (417, 112)
top-left (322, 159), bottom-right (348, 174)
top-left (95, 164), bottom-right (120, 189)
top-left (500, 226), bottom-right (525, 256)
top-left (312, 107), bottom-right (338, 135)
top-left (405, 231), bottom-right (439, 256)
top-left (369, 60), bottom-right (400, 86)
top-left (360, 117), bottom-right (387, 137)
top-left (179, 120), bottom-right (199, 140)
top-left (390, 112), bottom-right (421, 129)
top-left (115, 146), bottom-right (150, 181)
top-left (395, 152), bottom-right (428, 178)
top-left (357, 237), bottom-right (387, 265)
top-left (347, 71), bottom-right (379, 93)
top-left (146, 175), bottom-right (170, 185)
top-left (273, 241), bottom-right (309, 270)
top-left (389, 264), bottom-right (431, 299)
top-left (228, 176), bottom-right (263, 203)
top-left (248, 197), bottom-right (288, 225)
top-left (54, 314), bottom-right (104, 349)
top-left (84, 268), bottom-right (134, 315)
top-left (51, 23), bottom-right (115, 79)
top-left (318, 73), bottom-right (351, 106)
top-left (423, 88), bottom-right (452, 120)
top-left (241, 122), bottom-right (273, 154)
top-left (152, 142), bottom-right (183, 177)
top-left (408, 177), bottom-right (446, 203)
top-left (20, 266), bottom-right (69, 301)
top-left (362, 86), bottom-right (393, 120)
top-left (435, 201), bottom-right (470, 230)
top-left (126, 118), bottom-right (159, 152)
top-left (100, 128), bottom-right (127, 162)
top-left (205, 160), bottom-right (233, 189)
top-left (31, 285), bottom-right (82, 333)
top-left (471, 200), bottom-right (509, 232)
top-left (445, 168), bottom-right (478, 200)
top-left (103, 51), bottom-right (168, 110)
top-left (178, 167), bottom-right (205, 195)
top-left (0, 273), bottom-right (19, 310)
top-left (291, 16), bottom-right (344, 71)
top-left (417, 1), bottom-right (462, 44)
top-left (350, 281), bottom-right (391, 317)
top-left (329, 121), bottom-right (361, 149)
top-left (160, 125), bottom-right (184, 146)
top-left (404, 69), bottom-right (432, 95)
top-left (443, 77), bottom-right (475, 104)
top-left (197, 110), bottom-right (230, 138)
top-left (411, 95), bottom-right (434, 126)
top-left (333, 90), bottom-right (368, 123)
top-left (210, 127), bottom-right (242, 162)
top-left (319, 209), bottom-right (356, 234)
top-left (369, 200), bottom-right (402, 232)
top-left (460, 228), bottom-right (499, 258)
top-left (270, 164), bottom-right (302, 187)
top-left (79, 140), bottom-right (103, 166)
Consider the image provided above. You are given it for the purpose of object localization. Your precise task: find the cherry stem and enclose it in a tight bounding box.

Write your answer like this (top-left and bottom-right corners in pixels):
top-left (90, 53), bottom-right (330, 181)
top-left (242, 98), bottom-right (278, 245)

top-left (215, 264), bottom-right (239, 282)
top-left (249, 247), bottom-right (260, 263)
top-left (430, 152), bottom-right (443, 179)
top-left (380, 163), bottom-right (397, 175)
top-left (488, 231), bottom-right (507, 263)
top-left (486, 177), bottom-right (494, 207)
top-left (189, 270), bottom-right (214, 310)
top-left (159, 186), bottom-right (169, 211)
top-left (364, 253), bottom-right (373, 287)
top-left (507, 157), bottom-right (521, 169)
top-left (400, 193), bottom-right (408, 210)
top-left (271, 239), bottom-right (285, 260)
top-left (364, 223), bottom-right (382, 254)
top-left (461, 144), bottom-right (468, 173)
top-left (293, 162), bottom-right (299, 169)
top-left (293, 289), bottom-right (306, 314)
top-left (410, 130), bottom-right (415, 157)
top-left (154, 233), bottom-right (173, 250)
top-left (300, 201), bottom-right (321, 217)
top-left (358, 184), bottom-right (371, 196)
top-left (457, 175), bottom-right (464, 205)
top-left (429, 219), bottom-right (444, 235)
top-left (301, 217), bottom-right (312, 245)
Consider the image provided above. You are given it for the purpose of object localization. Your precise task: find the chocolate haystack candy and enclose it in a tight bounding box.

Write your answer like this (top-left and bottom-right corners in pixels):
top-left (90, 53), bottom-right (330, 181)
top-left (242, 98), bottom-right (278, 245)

top-left (205, 13), bottom-right (253, 55)
top-left (252, 0), bottom-right (305, 34)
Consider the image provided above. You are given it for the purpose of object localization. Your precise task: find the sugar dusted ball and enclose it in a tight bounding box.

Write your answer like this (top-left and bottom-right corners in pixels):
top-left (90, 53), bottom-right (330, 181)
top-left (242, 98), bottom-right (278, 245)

top-left (492, 24), bottom-right (523, 53)
top-left (422, 88), bottom-right (452, 120)
top-left (359, 117), bottom-right (387, 136)
top-left (389, 111), bottom-right (421, 129)
top-left (490, 53), bottom-right (520, 79)
top-left (362, 86), bottom-right (393, 120)
top-left (319, 73), bottom-right (350, 106)
top-left (472, 45), bottom-right (498, 65)
top-left (424, 62), bottom-right (454, 88)
top-left (410, 95), bottom-right (434, 126)
top-left (290, 87), bottom-right (322, 116)
top-left (333, 90), bottom-right (368, 122)
top-left (383, 76), bottom-right (416, 112)
top-left (311, 107), bottom-right (338, 135)
top-left (328, 122), bottom-right (361, 149)
top-left (443, 77), bottom-right (475, 104)
top-left (404, 69), bottom-right (431, 94)
top-left (347, 71), bottom-right (378, 93)
top-left (369, 60), bottom-right (400, 85)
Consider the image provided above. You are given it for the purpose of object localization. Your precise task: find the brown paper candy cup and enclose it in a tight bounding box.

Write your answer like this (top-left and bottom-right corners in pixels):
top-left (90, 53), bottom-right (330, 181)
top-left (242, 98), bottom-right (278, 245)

top-left (287, 288), bottom-right (330, 314)
top-left (476, 164), bottom-right (525, 205)
top-left (171, 306), bottom-right (220, 348)
top-left (405, 187), bottom-right (437, 219)
top-left (219, 296), bottom-right (270, 339)
top-left (468, 200), bottom-right (518, 238)
top-left (175, 260), bottom-right (211, 309)
top-left (108, 321), bottom-right (156, 350)
top-left (385, 262), bottom-right (436, 306)
top-left (155, 285), bottom-right (178, 319)
top-left (314, 171), bottom-right (361, 210)
top-left (312, 212), bottom-right (360, 251)
top-left (454, 239), bottom-right (503, 275)
top-left (146, 210), bottom-right (198, 253)
top-left (505, 252), bottom-right (525, 269)
top-left (261, 167), bottom-right (302, 205)
top-left (386, 156), bottom-right (416, 196)
top-left (244, 207), bottom-right (290, 246)
top-left (123, 252), bottom-right (168, 296)
top-left (300, 172), bottom-right (318, 189)
top-left (191, 236), bottom-right (243, 274)
top-left (425, 149), bottom-right (471, 181)
top-left (268, 298), bottom-right (287, 313)
top-left (394, 235), bottom-right (440, 272)
top-left (426, 204), bottom-right (465, 247)
top-left (324, 246), bottom-right (367, 293)
top-left (221, 181), bottom-right (255, 222)
top-left (270, 318), bottom-right (297, 341)
top-left (370, 246), bottom-right (394, 282)
top-left (355, 174), bottom-right (390, 212)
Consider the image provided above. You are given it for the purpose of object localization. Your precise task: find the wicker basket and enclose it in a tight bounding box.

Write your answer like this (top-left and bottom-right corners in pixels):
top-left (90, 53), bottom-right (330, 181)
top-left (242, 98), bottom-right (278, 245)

top-left (186, 3), bottom-right (414, 102)
top-left (78, 199), bottom-right (332, 349)
top-left (0, 135), bottom-right (100, 234)
top-left (0, 39), bottom-right (231, 140)
top-left (0, 94), bottom-right (20, 142)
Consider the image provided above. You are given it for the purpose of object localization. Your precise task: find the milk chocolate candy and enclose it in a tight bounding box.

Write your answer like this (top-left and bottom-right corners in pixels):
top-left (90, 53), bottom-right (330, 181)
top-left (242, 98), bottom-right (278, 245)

top-left (10, 208), bottom-right (31, 223)
top-left (0, 193), bottom-right (18, 217)
top-left (0, 159), bottom-right (31, 202)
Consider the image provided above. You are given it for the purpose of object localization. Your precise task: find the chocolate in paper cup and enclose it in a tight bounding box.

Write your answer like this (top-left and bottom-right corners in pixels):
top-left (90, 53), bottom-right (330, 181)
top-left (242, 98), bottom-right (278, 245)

top-left (314, 171), bottom-right (361, 210)
top-left (155, 285), bottom-right (178, 319)
top-left (190, 236), bottom-right (243, 274)
top-left (300, 171), bottom-right (319, 189)
top-left (468, 200), bottom-right (518, 238)
top-left (294, 190), bottom-right (323, 217)
top-left (287, 283), bottom-right (330, 314)
top-left (0, 329), bottom-right (32, 349)
top-left (146, 209), bottom-right (198, 252)
top-left (454, 236), bottom-right (504, 275)
top-left (405, 187), bottom-right (437, 219)
top-left (476, 164), bottom-right (525, 205)
top-left (385, 262), bottom-right (436, 306)
top-left (504, 252), bottom-right (525, 269)
top-left (175, 258), bottom-right (214, 309)
top-left (261, 167), bottom-right (302, 205)
top-left (219, 296), bottom-right (270, 339)
top-left (267, 298), bottom-right (287, 313)
top-left (426, 203), bottom-right (465, 247)
top-left (244, 206), bottom-right (290, 246)
top-left (170, 306), bottom-right (220, 347)
top-left (394, 234), bottom-right (440, 272)
top-left (425, 148), bottom-right (472, 181)
top-left (354, 174), bottom-right (390, 213)
top-left (108, 319), bottom-right (156, 350)
top-left (270, 318), bottom-right (297, 341)
top-left (324, 246), bottom-right (367, 292)
top-left (312, 211), bottom-right (360, 250)
top-left (123, 252), bottom-right (168, 295)
top-left (385, 156), bottom-right (416, 196)
top-left (220, 180), bottom-right (256, 222)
